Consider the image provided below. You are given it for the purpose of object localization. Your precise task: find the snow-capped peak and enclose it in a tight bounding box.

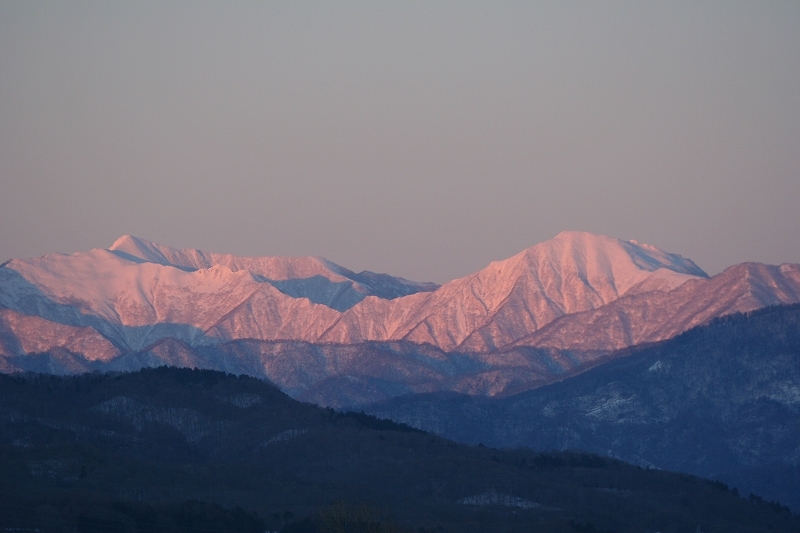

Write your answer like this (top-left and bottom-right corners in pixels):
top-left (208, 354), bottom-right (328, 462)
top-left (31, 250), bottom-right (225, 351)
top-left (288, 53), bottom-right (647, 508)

top-left (524, 231), bottom-right (707, 296)
top-left (109, 235), bottom-right (175, 266)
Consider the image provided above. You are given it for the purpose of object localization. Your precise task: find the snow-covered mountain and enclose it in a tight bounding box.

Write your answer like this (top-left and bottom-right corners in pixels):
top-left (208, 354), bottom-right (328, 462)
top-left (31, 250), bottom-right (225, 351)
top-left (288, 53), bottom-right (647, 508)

top-left (316, 231), bottom-right (707, 352)
top-left (2, 231), bottom-right (799, 405)
top-left (109, 235), bottom-right (440, 310)
top-left (0, 237), bottom-right (439, 353)
top-left (0, 231), bottom-right (705, 352)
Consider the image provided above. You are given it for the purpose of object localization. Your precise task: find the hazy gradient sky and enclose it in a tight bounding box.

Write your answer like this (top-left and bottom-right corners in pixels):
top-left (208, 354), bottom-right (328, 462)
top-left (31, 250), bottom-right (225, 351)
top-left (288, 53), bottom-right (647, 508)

top-left (1, 2), bottom-right (799, 283)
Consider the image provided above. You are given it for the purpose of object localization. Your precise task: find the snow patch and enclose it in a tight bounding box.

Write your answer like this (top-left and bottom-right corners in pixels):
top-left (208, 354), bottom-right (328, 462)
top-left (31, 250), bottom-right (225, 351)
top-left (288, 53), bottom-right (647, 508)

top-left (260, 429), bottom-right (308, 446)
top-left (460, 489), bottom-right (558, 510)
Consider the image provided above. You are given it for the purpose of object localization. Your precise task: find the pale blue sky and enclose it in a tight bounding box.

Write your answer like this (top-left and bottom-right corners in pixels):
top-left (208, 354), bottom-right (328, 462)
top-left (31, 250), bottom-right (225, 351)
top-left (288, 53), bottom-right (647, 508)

top-left (2, 1), bottom-right (799, 282)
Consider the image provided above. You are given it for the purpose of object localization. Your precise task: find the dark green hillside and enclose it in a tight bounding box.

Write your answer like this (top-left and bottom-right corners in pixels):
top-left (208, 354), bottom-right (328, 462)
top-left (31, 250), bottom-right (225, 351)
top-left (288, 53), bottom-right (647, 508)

top-left (362, 303), bottom-right (800, 512)
top-left (0, 367), bottom-right (797, 533)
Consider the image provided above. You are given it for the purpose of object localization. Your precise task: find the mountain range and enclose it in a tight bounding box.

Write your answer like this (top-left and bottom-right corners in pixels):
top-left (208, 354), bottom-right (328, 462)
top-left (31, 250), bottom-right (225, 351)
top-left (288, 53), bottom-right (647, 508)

top-left (4, 231), bottom-right (800, 513)
top-left (2, 231), bottom-right (799, 406)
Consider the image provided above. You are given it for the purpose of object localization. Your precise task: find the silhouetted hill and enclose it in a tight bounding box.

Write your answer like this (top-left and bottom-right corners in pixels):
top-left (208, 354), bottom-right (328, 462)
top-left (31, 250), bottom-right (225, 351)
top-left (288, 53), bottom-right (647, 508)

top-left (361, 304), bottom-right (800, 512)
top-left (0, 367), bottom-right (797, 532)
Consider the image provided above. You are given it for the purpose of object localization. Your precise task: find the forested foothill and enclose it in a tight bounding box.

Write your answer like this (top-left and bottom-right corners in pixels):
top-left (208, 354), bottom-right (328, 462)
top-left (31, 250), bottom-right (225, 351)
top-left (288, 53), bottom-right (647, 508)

top-left (0, 367), bottom-right (797, 532)
top-left (361, 304), bottom-right (800, 513)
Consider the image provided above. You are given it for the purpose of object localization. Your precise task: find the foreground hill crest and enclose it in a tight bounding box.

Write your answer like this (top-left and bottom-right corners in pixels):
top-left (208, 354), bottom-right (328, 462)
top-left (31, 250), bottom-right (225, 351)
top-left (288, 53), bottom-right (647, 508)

top-left (4, 366), bottom-right (795, 533)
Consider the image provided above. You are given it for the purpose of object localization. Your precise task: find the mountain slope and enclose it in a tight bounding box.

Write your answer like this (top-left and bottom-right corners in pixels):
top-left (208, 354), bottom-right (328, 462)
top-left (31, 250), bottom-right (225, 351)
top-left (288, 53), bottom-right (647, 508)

top-left (514, 262), bottom-right (800, 351)
top-left (0, 248), bottom-right (312, 350)
top-left (360, 304), bottom-right (800, 512)
top-left (1, 366), bottom-right (797, 533)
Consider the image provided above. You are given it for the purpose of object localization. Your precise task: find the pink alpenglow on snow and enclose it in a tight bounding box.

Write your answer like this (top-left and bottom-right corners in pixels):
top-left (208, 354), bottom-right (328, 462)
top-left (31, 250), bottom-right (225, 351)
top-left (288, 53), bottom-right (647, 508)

top-left (1, 231), bottom-right (799, 405)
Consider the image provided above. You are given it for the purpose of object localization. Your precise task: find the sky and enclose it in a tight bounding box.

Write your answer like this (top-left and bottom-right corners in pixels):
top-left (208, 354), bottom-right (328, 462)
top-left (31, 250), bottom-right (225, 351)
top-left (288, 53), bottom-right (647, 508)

top-left (1, 2), bottom-right (799, 283)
